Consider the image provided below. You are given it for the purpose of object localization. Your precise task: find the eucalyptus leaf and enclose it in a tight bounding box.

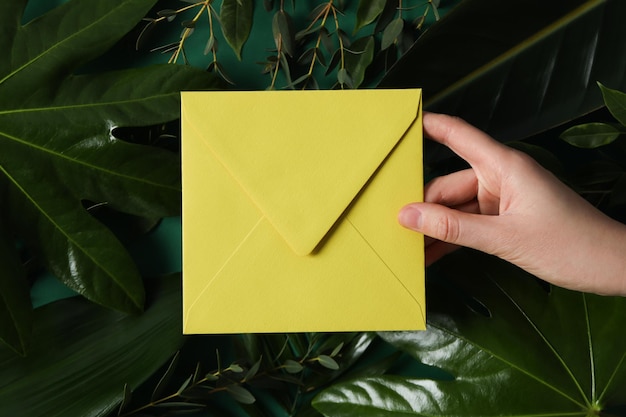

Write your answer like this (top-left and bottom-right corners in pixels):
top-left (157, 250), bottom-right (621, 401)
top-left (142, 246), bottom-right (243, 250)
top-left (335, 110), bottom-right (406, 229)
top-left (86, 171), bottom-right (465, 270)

top-left (344, 36), bottom-right (374, 88)
top-left (273, 10), bottom-right (295, 57)
top-left (284, 359), bottom-right (304, 374)
top-left (560, 122), bottom-right (621, 148)
top-left (220, 0), bottom-right (254, 60)
top-left (354, 0), bottom-right (386, 33)
top-left (0, 0), bottom-right (219, 325)
top-left (381, 17), bottom-right (403, 50)
top-left (380, 0), bottom-right (626, 145)
top-left (226, 384), bottom-right (256, 404)
top-left (0, 275), bottom-right (185, 417)
top-left (314, 251), bottom-right (626, 416)
top-left (317, 355), bottom-right (339, 371)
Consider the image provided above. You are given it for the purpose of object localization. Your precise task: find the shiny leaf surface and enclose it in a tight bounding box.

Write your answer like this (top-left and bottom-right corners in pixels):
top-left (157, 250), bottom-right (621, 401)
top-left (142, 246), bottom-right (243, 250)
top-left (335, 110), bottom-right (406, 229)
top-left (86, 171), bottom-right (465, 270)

top-left (0, 0), bottom-right (219, 330)
top-left (314, 252), bottom-right (626, 416)
top-left (0, 275), bottom-right (184, 417)
top-left (379, 0), bottom-right (626, 143)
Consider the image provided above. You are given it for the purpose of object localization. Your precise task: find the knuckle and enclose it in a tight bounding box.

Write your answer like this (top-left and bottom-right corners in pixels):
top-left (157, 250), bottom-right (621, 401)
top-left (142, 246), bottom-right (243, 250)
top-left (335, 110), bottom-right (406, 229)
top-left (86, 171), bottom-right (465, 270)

top-left (435, 215), bottom-right (461, 244)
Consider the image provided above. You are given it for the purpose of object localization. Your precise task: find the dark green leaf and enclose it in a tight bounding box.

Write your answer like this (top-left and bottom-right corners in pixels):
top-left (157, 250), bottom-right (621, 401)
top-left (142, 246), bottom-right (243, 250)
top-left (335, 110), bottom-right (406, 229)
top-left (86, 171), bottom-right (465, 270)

top-left (560, 122), bottom-right (621, 148)
top-left (151, 351), bottom-right (180, 401)
top-left (230, 363), bottom-right (244, 373)
top-left (0, 0), bottom-right (218, 323)
top-left (0, 275), bottom-right (184, 417)
top-left (204, 35), bottom-right (216, 55)
top-left (157, 9), bottom-right (177, 18)
top-left (337, 68), bottom-right (353, 88)
top-left (314, 251), bottom-right (626, 416)
top-left (220, 0), bottom-right (254, 60)
top-left (600, 82), bottom-right (626, 126)
top-left (226, 384), bottom-right (256, 404)
top-left (273, 10), bottom-right (295, 57)
top-left (317, 355), bottom-right (339, 371)
top-left (0, 222), bottom-right (31, 356)
top-left (244, 357), bottom-right (263, 382)
top-left (117, 383), bottom-right (132, 416)
top-left (176, 374), bottom-right (193, 394)
top-left (283, 359), bottom-right (304, 374)
top-left (344, 36), bottom-right (375, 88)
top-left (330, 342), bottom-right (344, 358)
top-left (354, 0), bottom-right (386, 33)
top-left (380, 0), bottom-right (626, 146)
top-left (135, 19), bottom-right (158, 51)
top-left (381, 17), bottom-right (404, 50)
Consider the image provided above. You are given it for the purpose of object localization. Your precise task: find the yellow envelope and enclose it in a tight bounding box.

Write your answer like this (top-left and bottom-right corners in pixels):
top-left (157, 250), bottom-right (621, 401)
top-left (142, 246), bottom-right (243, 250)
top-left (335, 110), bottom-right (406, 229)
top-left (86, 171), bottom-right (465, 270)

top-left (181, 89), bottom-right (424, 334)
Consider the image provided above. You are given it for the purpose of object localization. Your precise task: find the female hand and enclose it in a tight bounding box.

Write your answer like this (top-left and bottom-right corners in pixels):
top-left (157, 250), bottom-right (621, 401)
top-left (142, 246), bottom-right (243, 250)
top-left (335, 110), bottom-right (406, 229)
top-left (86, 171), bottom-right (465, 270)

top-left (399, 112), bottom-right (626, 296)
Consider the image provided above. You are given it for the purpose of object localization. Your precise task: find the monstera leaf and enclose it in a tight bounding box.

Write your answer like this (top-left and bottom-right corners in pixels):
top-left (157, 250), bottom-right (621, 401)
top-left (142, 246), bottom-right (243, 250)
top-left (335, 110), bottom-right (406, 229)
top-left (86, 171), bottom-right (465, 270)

top-left (313, 251), bottom-right (626, 416)
top-left (380, 0), bottom-right (626, 144)
top-left (0, 0), bottom-right (219, 355)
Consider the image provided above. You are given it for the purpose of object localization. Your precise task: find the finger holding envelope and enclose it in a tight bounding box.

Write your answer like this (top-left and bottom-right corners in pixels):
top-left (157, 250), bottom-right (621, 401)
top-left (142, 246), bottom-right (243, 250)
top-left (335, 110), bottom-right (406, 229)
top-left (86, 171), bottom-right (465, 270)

top-left (398, 112), bottom-right (626, 295)
top-left (400, 112), bottom-right (508, 262)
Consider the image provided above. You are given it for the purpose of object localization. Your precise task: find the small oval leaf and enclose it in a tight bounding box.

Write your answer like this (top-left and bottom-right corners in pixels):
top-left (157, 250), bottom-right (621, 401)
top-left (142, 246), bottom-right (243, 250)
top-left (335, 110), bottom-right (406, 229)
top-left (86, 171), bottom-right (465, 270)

top-left (226, 385), bottom-right (256, 404)
top-left (317, 355), bottom-right (339, 370)
top-left (560, 122), bottom-right (621, 148)
top-left (381, 18), bottom-right (404, 50)
top-left (283, 359), bottom-right (304, 374)
top-left (354, 0), bottom-right (386, 33)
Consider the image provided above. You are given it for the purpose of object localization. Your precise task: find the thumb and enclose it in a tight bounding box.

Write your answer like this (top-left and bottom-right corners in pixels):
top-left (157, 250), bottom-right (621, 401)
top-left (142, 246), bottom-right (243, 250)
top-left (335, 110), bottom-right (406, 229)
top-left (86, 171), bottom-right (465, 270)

top-left (398, 203), bottom-right (501, 255)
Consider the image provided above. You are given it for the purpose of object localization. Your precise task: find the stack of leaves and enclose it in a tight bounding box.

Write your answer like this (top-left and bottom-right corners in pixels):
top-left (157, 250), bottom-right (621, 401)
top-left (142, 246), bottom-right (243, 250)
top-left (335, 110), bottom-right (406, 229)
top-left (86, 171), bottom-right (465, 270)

top-left (0, 0), bottom-right (218, 356)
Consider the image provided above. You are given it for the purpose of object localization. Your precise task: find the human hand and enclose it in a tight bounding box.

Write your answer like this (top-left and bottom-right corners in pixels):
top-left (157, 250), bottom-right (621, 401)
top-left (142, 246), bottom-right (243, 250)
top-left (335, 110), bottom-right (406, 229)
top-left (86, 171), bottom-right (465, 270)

top-left (399, 112), bottom-right (626, 296)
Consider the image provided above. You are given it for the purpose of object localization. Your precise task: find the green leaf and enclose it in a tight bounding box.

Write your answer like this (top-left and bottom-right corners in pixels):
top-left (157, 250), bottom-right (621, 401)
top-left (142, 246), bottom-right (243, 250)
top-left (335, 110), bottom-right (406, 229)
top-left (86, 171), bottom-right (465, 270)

top-left (220, 0), bottom-right (254, 60)
top-left (0, 223), bottom-right (31, 356)
top-left (0, 0), bottom-right (219, 321)
top-left (244, 357), bottom-right (263, 382)
top-left (0, 275), bottom-right (185, 417)
top-left (314, 251), bottom-right (626, 416)
top-left (151, 351), bottom-right (181, 401)
top-left (273, 10), bottom-right (295, 57)
top-left (317, 355), bottom-right (339, 371)
top-left (560, 122), bottom-right (621, 148)
top-left (283, 359), bottom-right (304, 374)
top-left (337, 68), bottom-right (353, 88)
top-left (379, 0), bottom-right (626, 145)
top-left (226, 384), bottom-right (256, 404)
top-left (600, 82), bottom-right (626, 126)
top-left (354, 0), bottom-right (386, 33)
top-left (344, 36), bottom-right (375, 88)
top-left (381, 17), bottom-right (403, 50)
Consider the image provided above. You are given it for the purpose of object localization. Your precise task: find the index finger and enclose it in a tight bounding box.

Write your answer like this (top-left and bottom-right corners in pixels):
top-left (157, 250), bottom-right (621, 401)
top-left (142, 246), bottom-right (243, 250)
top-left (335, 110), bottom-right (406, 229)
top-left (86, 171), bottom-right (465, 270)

top-left (423, 112), bottom-right (511, 169)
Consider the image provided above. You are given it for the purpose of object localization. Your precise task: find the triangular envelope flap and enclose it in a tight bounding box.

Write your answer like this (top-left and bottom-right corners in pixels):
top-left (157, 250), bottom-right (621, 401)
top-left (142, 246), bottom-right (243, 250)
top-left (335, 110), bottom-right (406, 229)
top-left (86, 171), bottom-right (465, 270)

top-left (185, 89), bottom-right (421, 256)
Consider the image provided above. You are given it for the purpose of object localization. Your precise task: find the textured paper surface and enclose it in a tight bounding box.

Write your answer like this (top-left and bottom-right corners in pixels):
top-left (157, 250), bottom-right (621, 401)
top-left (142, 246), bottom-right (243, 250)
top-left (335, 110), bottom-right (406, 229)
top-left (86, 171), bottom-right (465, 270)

top-left (182, 89), bottom-right (424, 333)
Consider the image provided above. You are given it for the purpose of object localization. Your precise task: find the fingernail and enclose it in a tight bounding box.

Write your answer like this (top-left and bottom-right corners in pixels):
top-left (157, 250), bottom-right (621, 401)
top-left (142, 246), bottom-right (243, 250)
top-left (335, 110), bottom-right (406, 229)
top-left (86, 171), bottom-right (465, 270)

top-left (398, 206), bottom-right (422, 229)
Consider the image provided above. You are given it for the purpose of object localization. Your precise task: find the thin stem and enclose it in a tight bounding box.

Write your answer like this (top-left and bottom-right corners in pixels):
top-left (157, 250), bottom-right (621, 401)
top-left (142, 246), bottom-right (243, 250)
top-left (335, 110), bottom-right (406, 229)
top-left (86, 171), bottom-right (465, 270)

top-left (304, 1), bottom-right (333, 88)
top-left (330, 6), bottom-right (346, 89)
top-left (270, 35), bottom-right (282, 89)
top-left (169, 1), bottom-right (209, 64)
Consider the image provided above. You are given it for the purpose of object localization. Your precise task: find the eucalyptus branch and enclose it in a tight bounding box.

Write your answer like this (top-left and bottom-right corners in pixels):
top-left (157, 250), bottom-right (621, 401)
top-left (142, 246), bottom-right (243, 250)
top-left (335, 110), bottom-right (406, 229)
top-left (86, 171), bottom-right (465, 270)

top-left (116, 343), bottom-right (344, 417)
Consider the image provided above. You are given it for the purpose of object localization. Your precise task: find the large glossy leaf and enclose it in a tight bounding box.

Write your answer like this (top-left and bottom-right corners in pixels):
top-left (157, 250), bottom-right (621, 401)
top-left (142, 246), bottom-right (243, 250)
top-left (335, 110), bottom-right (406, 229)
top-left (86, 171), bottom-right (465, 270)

top-left (0, 274), bottom-right (184, 417)
top-left (313, 251), bottom-right (626, 416)
top-left (379, 0), bottom-right (626, 143)
top-left (0, 0), bottom-right (218, 353)
top-left (0, 222), bottom-right (31, 356)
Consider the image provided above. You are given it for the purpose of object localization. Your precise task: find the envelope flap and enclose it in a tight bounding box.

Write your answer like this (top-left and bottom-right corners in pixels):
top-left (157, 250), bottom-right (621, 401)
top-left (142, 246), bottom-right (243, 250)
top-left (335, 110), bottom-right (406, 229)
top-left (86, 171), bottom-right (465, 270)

top-left (182, 89), bottom-right (421, 256)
